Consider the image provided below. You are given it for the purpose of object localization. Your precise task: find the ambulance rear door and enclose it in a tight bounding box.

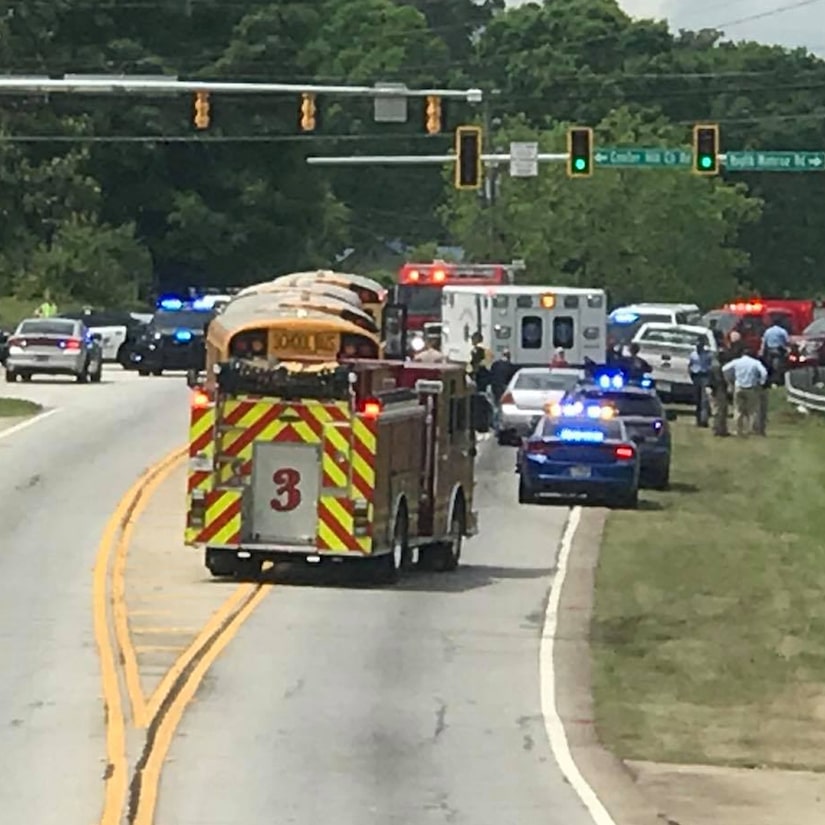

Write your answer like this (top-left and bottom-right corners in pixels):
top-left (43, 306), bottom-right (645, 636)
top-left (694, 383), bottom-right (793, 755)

top-left (512, 293), bottom-right (553, 365)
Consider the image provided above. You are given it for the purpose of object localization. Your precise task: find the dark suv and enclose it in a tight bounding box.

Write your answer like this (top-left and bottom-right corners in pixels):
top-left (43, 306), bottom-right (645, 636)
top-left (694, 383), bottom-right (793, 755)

top-left (564, 384), bottom-right (673, 489)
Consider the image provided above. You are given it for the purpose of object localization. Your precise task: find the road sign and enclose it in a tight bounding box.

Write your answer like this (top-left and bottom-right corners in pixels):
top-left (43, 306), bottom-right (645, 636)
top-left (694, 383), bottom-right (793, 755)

top-left (594, 147), bottom-right (692, 168)
top-left (373, 82), bottom-right (408, 123)
top-left (725, 151), bottom-right (825, 172)
top-left (510, 141), bottom-right (538, 177)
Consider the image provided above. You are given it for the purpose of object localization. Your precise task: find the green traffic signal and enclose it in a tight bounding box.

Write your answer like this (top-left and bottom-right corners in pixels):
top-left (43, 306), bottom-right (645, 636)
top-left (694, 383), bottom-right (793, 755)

top-left (574, 158), bottom-right (587, 171)
top-left (699, 156), bottom-right (712, 169)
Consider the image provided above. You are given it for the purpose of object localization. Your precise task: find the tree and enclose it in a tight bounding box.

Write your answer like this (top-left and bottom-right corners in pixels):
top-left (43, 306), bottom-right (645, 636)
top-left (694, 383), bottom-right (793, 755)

top-left (440, 109), bottom-right (762, 307)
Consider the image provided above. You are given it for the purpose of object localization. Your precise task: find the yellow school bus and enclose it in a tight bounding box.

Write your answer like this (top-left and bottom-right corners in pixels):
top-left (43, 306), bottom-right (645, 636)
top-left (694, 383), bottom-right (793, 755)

top-left (270, 270), bottom-right (387, 327)
top-left (204, 295), bottom-right (380, 387)
top-left (234, 280), bottom-right (364, 309)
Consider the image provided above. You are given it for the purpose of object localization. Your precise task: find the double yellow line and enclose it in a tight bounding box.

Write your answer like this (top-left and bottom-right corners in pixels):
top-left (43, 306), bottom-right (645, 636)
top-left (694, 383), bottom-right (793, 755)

top-left (92, 445), bottom-right (270, 825)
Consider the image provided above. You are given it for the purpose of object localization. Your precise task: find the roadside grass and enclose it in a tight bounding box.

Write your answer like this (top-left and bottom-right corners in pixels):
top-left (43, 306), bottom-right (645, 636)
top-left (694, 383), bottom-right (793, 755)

top-left (0, 296), bottom-right (34, 328)
top-left (0, 397), bottom-right (42, 418)
top-left (592, 392), bottom-right (825, 770)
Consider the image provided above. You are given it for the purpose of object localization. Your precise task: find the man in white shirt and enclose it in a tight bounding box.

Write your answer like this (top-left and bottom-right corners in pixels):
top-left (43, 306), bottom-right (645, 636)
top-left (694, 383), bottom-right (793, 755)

top-left (722, 348), bottom-right (768, 436)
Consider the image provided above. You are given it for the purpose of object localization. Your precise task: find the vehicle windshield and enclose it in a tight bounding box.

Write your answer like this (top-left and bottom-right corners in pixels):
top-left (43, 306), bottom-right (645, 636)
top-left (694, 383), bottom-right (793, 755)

top-left (18, 319), bottom-right (76, 336)
top-left (582, 390), bottom-right (662, 417)
top-left (638, 328), bottom-right (707, 348)
top-left (152, 310), bottom-right (212, 331)
top-left (608, 313), bottom-right (670, 345)
top-left (514, 371), bottom-right (580, 392)
top-left (396, 285), bottom-right (442, 315)
top-left (803, 318), bottom-right (825, 336)
top-left (541, 418), bottom-right (623, 440)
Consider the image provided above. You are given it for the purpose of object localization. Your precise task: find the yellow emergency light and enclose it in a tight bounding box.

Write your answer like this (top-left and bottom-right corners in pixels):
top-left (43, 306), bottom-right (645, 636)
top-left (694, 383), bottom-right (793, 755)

top-left (540, 294), bottom-right (555, 309)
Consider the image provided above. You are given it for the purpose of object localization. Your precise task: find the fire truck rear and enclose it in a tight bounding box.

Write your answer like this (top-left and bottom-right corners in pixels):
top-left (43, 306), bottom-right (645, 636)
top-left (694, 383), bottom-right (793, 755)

top-left (185, 358), bottom-right (479, 581)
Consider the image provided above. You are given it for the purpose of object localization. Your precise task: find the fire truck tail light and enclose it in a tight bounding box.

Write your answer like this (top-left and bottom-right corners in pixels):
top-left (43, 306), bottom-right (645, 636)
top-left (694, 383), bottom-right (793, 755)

top-left (191, 389), bottom-right (212, 408)
top-left (431, 268), bottom-right (447, 282)
top-left (407, 269), bottom-right (420, 282)
top-left (360, 398), bottom-right (382, 418)
top-left (540, 294), bottom-right (555, 309)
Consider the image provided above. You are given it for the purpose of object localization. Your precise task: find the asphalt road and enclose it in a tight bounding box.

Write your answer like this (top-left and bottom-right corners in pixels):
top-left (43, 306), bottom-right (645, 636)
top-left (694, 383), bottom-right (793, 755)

top-left (0, 367), bottom-right (188, 825)
top-left (158, 441), bottom-right (597, 825)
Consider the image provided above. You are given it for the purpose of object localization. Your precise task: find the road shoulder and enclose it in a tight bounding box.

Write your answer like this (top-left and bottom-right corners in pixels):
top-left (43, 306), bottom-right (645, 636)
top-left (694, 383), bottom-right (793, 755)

top-left (554, 506), bottom-right (663, 825)
top-left (557, 504), bottom-right (825, 825)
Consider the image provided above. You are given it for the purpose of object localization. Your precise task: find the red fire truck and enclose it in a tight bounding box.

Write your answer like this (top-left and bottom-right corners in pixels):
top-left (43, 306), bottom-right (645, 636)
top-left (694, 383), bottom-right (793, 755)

top-left (396, 261), bottom-right (514, 352)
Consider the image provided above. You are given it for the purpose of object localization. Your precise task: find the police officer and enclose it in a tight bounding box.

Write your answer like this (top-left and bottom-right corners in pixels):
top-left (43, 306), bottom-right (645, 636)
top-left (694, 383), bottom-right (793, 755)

top-left (753, 367), bottom-right (770, 436)
top-left (760, 319), bottom-right (790, 386)
top-left (687, 338), bottom-right (713, 427)
top-left (624, 342), bottom-right (652, 378)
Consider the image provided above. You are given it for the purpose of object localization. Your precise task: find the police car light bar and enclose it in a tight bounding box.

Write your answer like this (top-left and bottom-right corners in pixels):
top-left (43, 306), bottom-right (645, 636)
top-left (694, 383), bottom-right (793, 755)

top-left (547, 401), bottom-right (615, 420)
top-left (158, 296), bottom-right (184, 310)
top-left (610, 311), bottom-right (639, 324)
top-left (591, 368), bottom-right (655, 390)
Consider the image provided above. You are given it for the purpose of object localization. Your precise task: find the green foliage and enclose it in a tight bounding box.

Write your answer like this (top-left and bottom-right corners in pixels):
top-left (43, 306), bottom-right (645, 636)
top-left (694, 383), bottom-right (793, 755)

top-left (441, 109), bottom-right (762, 306)
top-left (0, 0), bottom-right (823, 309)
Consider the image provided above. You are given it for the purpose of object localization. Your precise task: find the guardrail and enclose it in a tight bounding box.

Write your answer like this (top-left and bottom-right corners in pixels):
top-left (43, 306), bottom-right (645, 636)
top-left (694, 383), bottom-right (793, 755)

top-left (786, 365), bottom-right (825, 412)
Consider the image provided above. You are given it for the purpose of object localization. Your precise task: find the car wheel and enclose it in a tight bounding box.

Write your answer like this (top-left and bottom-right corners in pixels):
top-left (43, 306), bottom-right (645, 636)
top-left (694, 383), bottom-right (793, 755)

top-left (616, 487), bottom-right (639, 509)
top-left (650, 467), bottom-right (670, 490)
top-left (152, 368), bottom-right (163, 376)
top-left (518, 475), bottom-right (536, 504)
top-left (138, 369), bottom-right (150, 377)
top-left (5, 369), bottom-right (17, 383)
top-left (20, 373), bottom-right (32, 383)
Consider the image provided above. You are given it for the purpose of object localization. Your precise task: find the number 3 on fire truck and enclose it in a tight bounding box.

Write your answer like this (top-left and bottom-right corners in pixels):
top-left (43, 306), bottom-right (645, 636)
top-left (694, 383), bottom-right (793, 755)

top-left (270, 467), bottom-right (302, 512)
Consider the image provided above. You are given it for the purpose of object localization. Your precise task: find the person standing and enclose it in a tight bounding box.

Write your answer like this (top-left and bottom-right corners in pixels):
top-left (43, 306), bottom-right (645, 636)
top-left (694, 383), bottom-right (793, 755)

top-left (34, 289), bottom-right (58, 318)
top-left (413, 338), bottom-right (446, 363)
top-left (722, 346), bottom-right (768, 436)
top-left (709, 350), bottom-right (731, 437)
top-left (489, 349), bottom-right (517, 429)
top-left (687, 338), bottom-right (713, 427)
top-left (753, 369), bottom-right (770, 436)
top-left (551, 347), bottom-right (568, 367)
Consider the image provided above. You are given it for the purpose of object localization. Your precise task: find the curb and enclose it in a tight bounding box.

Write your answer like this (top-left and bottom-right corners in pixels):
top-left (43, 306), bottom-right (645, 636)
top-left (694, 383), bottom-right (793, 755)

top-left (555, 506), bottom-right (666, 825)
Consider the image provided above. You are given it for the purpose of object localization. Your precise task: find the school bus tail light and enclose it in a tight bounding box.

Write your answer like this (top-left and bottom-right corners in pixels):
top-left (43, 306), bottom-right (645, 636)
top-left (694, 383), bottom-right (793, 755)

top-left (230, 329), bottom-right (267, 357)
top-left (540, 294), bottom-right (555, 309)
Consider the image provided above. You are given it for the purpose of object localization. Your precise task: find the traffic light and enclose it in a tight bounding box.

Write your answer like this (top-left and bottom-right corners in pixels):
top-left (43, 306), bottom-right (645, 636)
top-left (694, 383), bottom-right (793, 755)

top-left (455, 125), bottom-right (482, 190)
top-left (567, 127), bottom-right (593, 177)
top-left (193, 91), bottom-right (210, 130)
top-left (300, 92), bottom-right (317, 132)
top-left (693, 124), bottom-right (719, 175)
top-left (425, 95), bottom-right (442, 135)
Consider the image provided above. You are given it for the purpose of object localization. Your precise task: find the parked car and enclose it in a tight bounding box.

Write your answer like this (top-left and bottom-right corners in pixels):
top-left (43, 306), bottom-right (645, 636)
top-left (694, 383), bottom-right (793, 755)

top-left (5, 317), bottom-right (103, 383)
top-left (631, 322), bottom-right (717, 404)
top-left (496, 366), bottom-right (584, 445)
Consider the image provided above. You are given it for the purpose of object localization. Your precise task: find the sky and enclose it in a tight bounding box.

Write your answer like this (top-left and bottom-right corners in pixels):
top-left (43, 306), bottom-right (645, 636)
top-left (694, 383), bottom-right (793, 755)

top-left (505, 0), bottom-right (825, 55)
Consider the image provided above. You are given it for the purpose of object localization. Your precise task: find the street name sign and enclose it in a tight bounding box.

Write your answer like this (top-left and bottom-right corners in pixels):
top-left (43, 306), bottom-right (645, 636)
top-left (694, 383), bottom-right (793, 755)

top-left (594, 147), bottom-right (692, 168)
top-left (510, 141), bottom-right (538, 177)
top-left (725, 151), bottom-right (825, 172)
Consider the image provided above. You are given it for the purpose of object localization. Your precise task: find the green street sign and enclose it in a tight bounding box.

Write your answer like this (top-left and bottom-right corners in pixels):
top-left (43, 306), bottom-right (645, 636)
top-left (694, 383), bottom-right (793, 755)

top-left (725, 151), bottom-right (825, 172)
top-left (594, 147), bottom-right (692, 168)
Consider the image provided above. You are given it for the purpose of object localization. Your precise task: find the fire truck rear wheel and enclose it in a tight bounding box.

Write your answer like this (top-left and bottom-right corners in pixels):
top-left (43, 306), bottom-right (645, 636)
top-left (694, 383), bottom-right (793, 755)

top-left (422, 506), bottom-right (464, 573)
top-left (381, 508), bottom-right (410, 583)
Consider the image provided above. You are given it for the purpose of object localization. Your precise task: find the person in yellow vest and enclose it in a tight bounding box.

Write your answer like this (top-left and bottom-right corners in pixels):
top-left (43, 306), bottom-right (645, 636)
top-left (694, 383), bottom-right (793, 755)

top-left (34, 290), bottom-right (58, 318)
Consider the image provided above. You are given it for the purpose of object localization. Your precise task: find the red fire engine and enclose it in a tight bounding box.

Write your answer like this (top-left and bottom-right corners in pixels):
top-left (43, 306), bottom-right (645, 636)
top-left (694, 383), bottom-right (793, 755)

top-left (396, 260), bottom-right (514, 333)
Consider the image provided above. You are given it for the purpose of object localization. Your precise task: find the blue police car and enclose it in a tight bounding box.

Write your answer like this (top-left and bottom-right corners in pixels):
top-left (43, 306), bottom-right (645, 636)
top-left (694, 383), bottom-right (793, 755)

top-left (129, 296), bottom-right (215, 376)
top-left (564, 369), bottom-right (674, 489)
top-left (516, 402), bottom-right (640, 508)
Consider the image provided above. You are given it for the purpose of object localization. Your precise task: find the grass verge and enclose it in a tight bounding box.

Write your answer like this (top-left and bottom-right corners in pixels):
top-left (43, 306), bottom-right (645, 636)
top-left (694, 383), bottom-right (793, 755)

top-left (0, 397), bottom-right (42, 418)
top-left (592, 392), bottom-right (825, 770)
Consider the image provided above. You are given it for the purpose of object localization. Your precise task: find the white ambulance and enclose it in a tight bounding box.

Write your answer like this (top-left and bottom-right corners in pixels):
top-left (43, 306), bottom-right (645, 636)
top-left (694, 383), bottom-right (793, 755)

top-left (441, 285), bottom-right (607, 366)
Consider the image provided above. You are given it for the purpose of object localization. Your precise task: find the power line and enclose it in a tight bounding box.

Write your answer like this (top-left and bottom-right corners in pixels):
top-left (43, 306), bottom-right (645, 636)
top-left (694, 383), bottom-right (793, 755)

top-left (713, 0), bottom-right (825, 29)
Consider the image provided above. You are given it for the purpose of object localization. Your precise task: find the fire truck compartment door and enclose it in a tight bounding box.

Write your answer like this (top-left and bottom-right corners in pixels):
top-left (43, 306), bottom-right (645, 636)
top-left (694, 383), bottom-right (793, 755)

top-left (250, 442), bottom-right (320, 544)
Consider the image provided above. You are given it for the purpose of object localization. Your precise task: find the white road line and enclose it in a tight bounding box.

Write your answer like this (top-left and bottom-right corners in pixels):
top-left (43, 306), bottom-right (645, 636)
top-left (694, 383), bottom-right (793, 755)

top-left (0, 407), bottom-right (60, 442)
top-left (540, 505), bottom-right (617, 825)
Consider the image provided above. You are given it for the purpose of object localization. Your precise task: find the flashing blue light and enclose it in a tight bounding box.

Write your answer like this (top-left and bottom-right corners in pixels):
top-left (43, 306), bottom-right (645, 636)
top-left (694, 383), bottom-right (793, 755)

top-left (611, 311), bottom-right (639, 324)
top-left (174, 329), bottom-right (193, 342)
top-left (159, 297), bottom-right (183, 311)
top-left (558, 427), bottom-right (605, 443)
top-left (640, 374), bottom-right (654, 389)
top-left (597, 372), bottom-right (624, 389)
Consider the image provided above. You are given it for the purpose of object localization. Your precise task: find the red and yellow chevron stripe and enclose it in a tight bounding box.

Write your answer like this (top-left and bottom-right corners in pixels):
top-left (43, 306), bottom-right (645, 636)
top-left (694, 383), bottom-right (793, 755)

top-left (317, 497), bottom-right (361, 551)
top-left (196, 489), bottom-right (242, 546)
top-left (186, 403), bottom-right (216, 544)
top-left (351, 417), bottom-right (377, 504)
